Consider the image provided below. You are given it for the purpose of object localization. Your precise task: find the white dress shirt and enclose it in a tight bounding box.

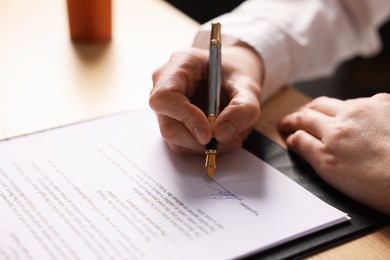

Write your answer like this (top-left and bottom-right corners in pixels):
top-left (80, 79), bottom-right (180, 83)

top-left (199, 0), bottom-right (390, 101)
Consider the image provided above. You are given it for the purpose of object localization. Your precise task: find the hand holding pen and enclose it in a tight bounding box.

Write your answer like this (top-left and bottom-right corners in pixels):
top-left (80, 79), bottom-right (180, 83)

top-left (149, 23), bottom-right (263, 161)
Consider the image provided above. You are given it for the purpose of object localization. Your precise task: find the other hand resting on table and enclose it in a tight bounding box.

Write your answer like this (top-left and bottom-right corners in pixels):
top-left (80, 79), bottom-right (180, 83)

top-left (279, 93), bottom-right (390, 215)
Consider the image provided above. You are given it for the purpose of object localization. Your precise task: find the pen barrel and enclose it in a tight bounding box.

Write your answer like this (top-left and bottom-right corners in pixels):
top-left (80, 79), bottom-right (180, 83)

top-left (207, 44), bottom-right (221, 116)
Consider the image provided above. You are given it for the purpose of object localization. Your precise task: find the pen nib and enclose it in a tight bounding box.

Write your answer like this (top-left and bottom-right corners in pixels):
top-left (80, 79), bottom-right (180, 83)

top-left (205, 150), bottom-right (217, 178)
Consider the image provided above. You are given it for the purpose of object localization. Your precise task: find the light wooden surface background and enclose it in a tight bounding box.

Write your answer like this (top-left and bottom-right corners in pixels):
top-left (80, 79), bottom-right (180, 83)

top-left (0, 0), bottom-right (196, 139)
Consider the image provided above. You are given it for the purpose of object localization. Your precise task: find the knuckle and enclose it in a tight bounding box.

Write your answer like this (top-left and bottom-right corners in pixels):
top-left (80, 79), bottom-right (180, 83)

top-left (156, 116), bottom-right (176, 142)
top-left (288, 130), bottom-right (305, 146)
top-left (315, 148), bottom-right (338, 174)
top-left (322, 125), bottom-right (349, 142)
top-left (235, 128), bottom-right (252, 148)
top-left (319, 147), bottom-right (337, 165)
top-left (294, 109), bottom-right (308, 125)
top-left (229, 97), bottom-right (261, 126)
top-left (246, 77), bottom-right (262, 102)
top-left (321, 123), bottom-right (355, 151)
top-left (148, 88), bottom-right (166, 111)
top-left (327, 124), bottom-right (351, 140)
top-left (168, 49), bottom-right (187, 62)
top-left (169, 143), bottom-right (186, 154)
top-left (244, 102), bottom-right (261, 124)
top-left (169, 48), bottom-right (203, 65)
top-left (151, 67), bottom-right (162, 85)
top-left (159, 124), bottom-right (177, 144)
top-left (308, 96), bottom-right (329, 109)
top-left (181, 108), bottom-right (195, 127)
top-left (373, 92), bottom-right (390, 101)
top-left (221, 137), bottom-right (244, 152)
top-left (231, 139), bottom-right (244, 151)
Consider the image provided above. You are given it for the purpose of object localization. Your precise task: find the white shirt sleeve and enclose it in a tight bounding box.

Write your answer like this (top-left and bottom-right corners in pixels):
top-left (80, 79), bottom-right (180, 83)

top-left (199, 0), bottom-right (390, 101)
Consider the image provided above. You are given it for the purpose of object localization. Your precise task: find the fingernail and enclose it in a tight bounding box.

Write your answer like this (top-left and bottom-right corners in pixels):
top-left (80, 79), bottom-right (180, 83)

top-left (194, 127), bottom-right (209, 144)
top-left (216, 121), bottom-right (238, 142)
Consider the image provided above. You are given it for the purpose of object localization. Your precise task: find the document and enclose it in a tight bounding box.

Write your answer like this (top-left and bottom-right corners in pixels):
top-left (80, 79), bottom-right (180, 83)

top-left (0, 108), bottom-right (349, 260)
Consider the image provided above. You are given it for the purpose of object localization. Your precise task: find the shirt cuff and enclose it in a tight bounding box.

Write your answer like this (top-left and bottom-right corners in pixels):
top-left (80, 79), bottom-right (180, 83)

top-left (199, 14), bottom-right (292, 102)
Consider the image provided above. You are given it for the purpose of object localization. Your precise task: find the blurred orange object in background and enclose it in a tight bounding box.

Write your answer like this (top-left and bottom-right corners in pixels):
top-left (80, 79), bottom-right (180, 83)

top-left (67, 0), bottom-right (111, 42)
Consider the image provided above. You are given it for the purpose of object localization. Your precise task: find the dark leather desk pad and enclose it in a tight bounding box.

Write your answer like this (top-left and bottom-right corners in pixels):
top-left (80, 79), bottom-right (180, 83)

top-left (242, 130), bottom-right (390, 259)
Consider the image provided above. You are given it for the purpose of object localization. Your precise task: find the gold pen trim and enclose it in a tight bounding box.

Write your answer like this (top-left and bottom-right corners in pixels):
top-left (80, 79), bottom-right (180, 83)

top-left (210, 22), bottom-right (221, 45)
top-left (205, 150), bottom-right (217, 178)
top-left (205, 115), bottom-right (217, 178)
top-left (207, 115), bottom-right (217, 129)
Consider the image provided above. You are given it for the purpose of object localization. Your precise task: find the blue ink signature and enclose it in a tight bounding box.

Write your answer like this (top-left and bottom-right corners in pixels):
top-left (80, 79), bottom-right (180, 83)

top-left (207, 184), bottom-right (243, 200)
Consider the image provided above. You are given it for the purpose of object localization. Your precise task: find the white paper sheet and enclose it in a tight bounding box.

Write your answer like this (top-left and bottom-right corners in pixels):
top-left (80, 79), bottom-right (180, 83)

top-left (0, 108), bottom-right (349, 260)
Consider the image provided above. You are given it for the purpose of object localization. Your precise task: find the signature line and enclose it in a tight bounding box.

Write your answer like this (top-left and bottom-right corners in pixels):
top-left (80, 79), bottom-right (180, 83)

top-left (207, 179), bottom-right (243, 201)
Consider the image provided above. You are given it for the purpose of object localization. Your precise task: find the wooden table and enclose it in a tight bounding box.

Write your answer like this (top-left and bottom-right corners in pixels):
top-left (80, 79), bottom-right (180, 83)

top-left (1, 0), bottom-right (389, 258)
top-left (0, 0), bottom-right (197, 139)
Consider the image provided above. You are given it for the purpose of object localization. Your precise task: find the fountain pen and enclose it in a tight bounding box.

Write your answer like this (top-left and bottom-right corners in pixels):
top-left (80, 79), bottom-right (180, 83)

top-left (205, 22), bottom-right (222, 178)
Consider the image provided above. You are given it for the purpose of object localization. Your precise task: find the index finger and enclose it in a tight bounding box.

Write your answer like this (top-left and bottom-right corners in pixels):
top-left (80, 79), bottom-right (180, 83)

top-left (151, 48), bottom-right (208, 95)
top-left (149, 49), bottom-right (212, 144)
top-left (301, 96), bottom-right (348, 116)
